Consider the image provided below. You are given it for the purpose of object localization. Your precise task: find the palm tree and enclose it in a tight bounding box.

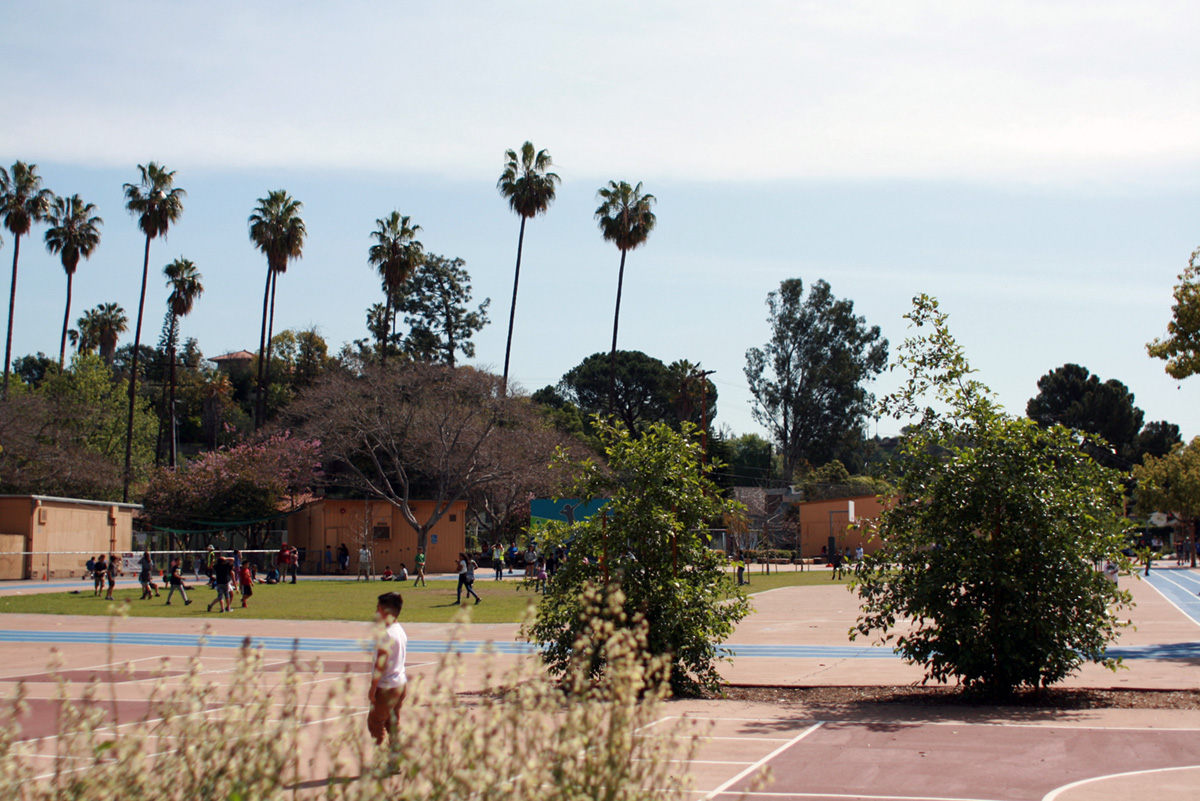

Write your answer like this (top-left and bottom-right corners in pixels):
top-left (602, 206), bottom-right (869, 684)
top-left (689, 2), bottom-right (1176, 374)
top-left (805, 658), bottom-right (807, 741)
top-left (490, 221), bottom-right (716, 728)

top-left (368, 211), bottom-right (423, 365)
top-left (122, 162), bottom-right (186, 501)
top-left (594, 180), bottom-right (656, 412)
top-left (75, 302), bottom-right (127, 365)
top-left (0, 162), bottom-right (54, 399)
top-left (163, 257), bottom-right (203, 468)
top-left (44, 194), bottom-right (103, 367)
top-left (248, 190), bottom-right (305, 427)
top-left (497, 142), bottom-right (560, 393)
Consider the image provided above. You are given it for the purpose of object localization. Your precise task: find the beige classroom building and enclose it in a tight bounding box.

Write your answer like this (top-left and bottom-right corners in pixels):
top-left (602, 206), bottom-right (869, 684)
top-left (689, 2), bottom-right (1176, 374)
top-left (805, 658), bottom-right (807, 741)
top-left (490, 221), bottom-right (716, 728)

top-left (0, 495), bottom-right (139, 580)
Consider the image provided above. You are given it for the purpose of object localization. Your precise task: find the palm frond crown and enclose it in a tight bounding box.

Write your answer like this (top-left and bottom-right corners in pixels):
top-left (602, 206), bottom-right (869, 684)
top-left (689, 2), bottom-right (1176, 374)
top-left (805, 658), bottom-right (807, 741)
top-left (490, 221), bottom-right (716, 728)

top-left (44, 194), bottom-right (103, 276)
top-left (0, 162), bottom-right (54, 238)
top-left (248, 190), bottom-right (306, 273)
top-left (164, 257), bottom-right (204, 318)
top-left (497, 141), bottom-right (561, 219)
top-left (595, 180), bottom-right (656, 252)
top-left (368, 211), bottom-right (424, 295)
top-left (123, 162), bottom-right (185, 240)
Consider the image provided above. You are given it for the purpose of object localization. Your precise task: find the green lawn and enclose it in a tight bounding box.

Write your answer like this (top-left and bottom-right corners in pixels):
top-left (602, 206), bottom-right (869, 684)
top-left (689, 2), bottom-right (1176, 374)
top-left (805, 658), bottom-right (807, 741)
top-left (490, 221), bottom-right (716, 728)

top-left (0, 569), bottom-right (851, 623)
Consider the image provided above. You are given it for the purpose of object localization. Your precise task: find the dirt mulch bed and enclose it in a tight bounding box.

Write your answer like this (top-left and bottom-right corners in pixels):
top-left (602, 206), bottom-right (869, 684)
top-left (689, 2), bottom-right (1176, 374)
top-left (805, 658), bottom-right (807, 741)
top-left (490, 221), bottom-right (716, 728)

top-left (720, 684), bottom-right (1200, 710)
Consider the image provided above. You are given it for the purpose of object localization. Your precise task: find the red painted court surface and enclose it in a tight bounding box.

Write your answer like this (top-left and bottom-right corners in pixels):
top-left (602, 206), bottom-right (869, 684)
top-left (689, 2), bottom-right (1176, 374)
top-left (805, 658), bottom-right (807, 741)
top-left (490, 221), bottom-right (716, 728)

top-left (672, 710), bottom-right (1200, 800)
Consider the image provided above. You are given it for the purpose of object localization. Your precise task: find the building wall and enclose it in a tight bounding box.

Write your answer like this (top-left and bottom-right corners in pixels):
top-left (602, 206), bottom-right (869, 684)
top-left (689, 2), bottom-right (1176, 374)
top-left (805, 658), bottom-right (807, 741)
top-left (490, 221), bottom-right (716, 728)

top-left (0, 496), bottom-right (137, 579)
top-left (286, 499), bottom-right (467, 574)
top-left (793, 495), bottom-right (890, 557)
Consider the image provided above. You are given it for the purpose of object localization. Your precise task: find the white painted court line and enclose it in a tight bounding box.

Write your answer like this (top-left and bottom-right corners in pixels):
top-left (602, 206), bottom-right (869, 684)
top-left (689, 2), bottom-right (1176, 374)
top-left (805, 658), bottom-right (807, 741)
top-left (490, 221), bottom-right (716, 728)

top-left (1043, 764), bottom-right (1200, 801)
top-left (1143, 572), bottom-right (1200, 630)
top-left (701, 721), bottom-right (824, 800)
top-left (694, 792), bottom-right (1008, 800)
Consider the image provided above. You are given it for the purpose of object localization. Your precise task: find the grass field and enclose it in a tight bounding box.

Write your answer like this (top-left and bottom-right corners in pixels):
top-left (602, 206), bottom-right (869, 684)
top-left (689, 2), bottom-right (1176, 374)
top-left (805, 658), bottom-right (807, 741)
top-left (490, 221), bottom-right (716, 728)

top-left (0, 567), bottom-right (850, 623)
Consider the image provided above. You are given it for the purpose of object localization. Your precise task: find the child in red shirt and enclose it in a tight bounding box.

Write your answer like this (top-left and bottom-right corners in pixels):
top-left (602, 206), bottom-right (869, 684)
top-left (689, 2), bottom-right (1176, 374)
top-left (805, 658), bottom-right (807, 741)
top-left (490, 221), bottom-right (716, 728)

top-left (239, 564), bottom-right (254, 608)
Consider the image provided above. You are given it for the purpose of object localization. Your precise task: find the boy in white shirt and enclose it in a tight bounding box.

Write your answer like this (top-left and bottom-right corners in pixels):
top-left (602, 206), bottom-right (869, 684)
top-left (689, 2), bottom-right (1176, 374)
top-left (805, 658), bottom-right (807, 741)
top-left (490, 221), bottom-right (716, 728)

top-left (368, 591), bottom-right (408, 746)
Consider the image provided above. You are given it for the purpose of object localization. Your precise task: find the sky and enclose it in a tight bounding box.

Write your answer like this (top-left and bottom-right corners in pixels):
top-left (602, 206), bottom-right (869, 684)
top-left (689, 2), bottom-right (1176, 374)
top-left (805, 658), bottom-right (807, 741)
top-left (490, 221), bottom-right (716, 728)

top-left (2, 1), bottom-right (1198, 444)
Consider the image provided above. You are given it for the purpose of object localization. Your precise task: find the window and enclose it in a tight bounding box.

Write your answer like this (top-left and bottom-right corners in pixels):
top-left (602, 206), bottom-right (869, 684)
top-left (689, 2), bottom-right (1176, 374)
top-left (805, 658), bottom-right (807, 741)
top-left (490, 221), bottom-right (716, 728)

top-left (372, 524), bottom-right (390, 540)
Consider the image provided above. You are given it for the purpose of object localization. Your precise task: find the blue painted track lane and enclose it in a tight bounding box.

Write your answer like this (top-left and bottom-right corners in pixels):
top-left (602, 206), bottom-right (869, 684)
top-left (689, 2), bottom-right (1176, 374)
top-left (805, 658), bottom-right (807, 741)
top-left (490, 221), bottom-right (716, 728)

top-left (1, 630), bottom-right (1197, 660)
top-left (1144, 567), bottom-right (1200, 626)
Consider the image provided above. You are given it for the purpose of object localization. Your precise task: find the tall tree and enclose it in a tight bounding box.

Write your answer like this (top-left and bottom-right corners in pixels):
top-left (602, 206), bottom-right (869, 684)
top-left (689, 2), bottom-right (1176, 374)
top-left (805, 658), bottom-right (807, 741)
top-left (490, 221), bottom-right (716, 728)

top-left (1133, 438), bottom-right (1200, 567)
top-left (122, 162), bottom-right (185, 501)
top-left (1147, 246), bottom-right (1200, 378)
top-left (399, 253), bottom-right (490, 367)
top-left (43, 194), bottom-right (103, 367)
top-left (1026, 364), bottom-right (1145, 469)
top-left (526, 419), bottom-right (751, 696)
top-left (855, 295), bottom-right (1131, 697)
top-left (745, 278), bottom-right (887, 477)
top-left (595, 180), bottom-right (656, 411)
top-left (163, 257), bottom-right (203, 468)
top-left (557, 350), bottom-right (674, 435)
top-left (0, 162), bottom-right (54, 399)
top-left (367, 210), bottom-right (422, 365)
top-left (290, 362), bottom-right (555, 550)
top-left (248, 190), bottom-right (305, 427)
top-left (497, 141), bottom-right (560, 393)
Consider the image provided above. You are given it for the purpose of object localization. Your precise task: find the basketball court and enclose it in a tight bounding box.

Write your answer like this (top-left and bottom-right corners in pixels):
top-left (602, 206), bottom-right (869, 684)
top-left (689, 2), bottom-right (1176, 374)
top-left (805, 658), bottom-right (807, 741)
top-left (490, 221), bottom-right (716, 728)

top-left (1, 565), bottom-right (1198, 798)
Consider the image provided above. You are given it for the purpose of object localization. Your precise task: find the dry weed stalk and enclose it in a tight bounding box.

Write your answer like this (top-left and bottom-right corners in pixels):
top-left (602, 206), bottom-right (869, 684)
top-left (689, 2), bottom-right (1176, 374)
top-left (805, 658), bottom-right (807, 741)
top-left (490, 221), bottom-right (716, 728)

top-left (1, 588), bottom-right (704, 800)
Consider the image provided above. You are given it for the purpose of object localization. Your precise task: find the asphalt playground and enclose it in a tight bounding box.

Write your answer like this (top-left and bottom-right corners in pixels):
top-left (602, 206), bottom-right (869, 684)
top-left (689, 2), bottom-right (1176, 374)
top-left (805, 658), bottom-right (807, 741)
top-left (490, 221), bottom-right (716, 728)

top-left (1, 565), bottom-right (1198, 800)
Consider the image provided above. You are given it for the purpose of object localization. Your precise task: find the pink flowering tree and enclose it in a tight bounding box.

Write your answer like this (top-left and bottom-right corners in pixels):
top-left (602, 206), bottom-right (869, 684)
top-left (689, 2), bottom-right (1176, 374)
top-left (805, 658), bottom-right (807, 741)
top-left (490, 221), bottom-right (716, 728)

top-left (141, 431), bottom-right (321, 549)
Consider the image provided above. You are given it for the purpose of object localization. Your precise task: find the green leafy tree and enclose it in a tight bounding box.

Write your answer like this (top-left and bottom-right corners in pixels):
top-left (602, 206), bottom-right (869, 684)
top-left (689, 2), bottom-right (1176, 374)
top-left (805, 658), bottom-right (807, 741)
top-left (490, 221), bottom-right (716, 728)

top-left (557, 350), bottom-right (673, 435)
top-left (745, 278), bottom-right (888, 476)
top-left (249, 190), bottom-right (305, 427)
top-left (526, 419), bottom-right (751, 696)
top-left (163, 257), bottom-right (203, 468)
top-left (368, 211), bottom-right (423, 365)
top-left (595, 180), bottom-right (656, 411)
top-left (1147, 247), bottom-right (1200, 378)
top-left (399, 253), bottom-right (490, 367)
top-left (1026, 363), bottom-right (1145, 468)
top-left (853, 295), bottom-right (1132, 697)
top-left (711, 430), bottom-right (776, 489)
top-left (1134, 421), bottom-right (1183, 462)
top-left (12, 352), bottom-right (55, 388)
top-left (1133, 438), bottom-right (1200, 567)
top-left (43, 194), bottom-right (103, 367)
top-left (498, 141), bottom-right (560, 392)
top-left (793, 459), bottom-right (891, 501)
top-left (122, 162), bottom-right (185, 501)
top-left (0, 352), bottom-right (155, 499)
top-left (1, 161), bottom-right (54, 399)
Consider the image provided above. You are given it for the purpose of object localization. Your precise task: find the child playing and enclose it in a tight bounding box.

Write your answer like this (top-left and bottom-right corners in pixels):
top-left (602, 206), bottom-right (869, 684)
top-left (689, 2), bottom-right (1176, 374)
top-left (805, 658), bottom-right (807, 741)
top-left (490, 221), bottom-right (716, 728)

top-left (368, 592), bottom-right (408, 747)
top-left (165, 558), bottom-right (192, 606)
top-left (381, 566), bottom-right (395, 581)
top-left (239, 562), bottom-right (254, 608)
top-left (535, 557), bottom-right (548, 593)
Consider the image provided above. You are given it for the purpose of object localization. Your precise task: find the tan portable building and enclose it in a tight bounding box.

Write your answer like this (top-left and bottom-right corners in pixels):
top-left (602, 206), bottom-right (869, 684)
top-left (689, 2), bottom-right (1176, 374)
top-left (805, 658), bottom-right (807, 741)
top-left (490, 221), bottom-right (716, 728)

top-left (286, 498), bottom-right (467, 574)
top-left (0, 495), bottom-right (139, 580)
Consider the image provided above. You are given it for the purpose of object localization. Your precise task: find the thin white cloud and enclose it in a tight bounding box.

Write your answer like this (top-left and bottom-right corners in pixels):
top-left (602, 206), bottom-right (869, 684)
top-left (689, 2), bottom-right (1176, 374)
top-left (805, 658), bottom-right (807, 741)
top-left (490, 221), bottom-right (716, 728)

top-left (3, 1), bottom-right (1197, 184)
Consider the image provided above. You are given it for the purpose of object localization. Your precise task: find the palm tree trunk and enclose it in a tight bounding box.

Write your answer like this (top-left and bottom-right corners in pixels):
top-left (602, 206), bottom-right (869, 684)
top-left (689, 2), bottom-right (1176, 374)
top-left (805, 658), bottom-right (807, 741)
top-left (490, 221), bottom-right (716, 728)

top-left (255, 265), bottom-right (272, 429)
top-left (168, 312), bottom-right (179, 469)
top-left (2, 234), bottom-right (23, 400)
top-left (123, 234), bottom-right (152, 502)
top-left (501, 216), bottom-right (527, 395)
top-left (381, 294), bottom-right (390, 367)
top-left (59, 271), bottom-right (74, 368)
top-left (262, 271), bottom-right (278, 424)
top-left (608, 248), bottom-right (628, 414)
